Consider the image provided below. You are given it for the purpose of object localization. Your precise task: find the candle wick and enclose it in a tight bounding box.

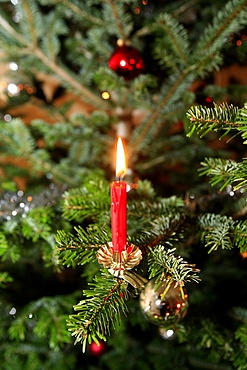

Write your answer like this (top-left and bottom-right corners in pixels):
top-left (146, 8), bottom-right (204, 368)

top-left (116, 170), bottom-right (125, 180)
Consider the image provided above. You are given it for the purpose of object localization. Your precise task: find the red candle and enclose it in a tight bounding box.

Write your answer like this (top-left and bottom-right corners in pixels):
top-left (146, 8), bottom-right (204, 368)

top-left (111, 137), bottom-right (127, 252)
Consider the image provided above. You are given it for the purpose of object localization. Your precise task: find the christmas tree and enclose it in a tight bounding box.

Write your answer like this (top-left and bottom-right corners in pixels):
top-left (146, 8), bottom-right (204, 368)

top-left (1, 0), bottom-right (247, 369)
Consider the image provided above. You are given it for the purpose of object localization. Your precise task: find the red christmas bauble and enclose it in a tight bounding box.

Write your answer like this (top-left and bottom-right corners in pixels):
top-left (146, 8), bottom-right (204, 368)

top-left (89, 341), bottom-right (106, 356)
top-left (108, 45), bottom-right (145, 80)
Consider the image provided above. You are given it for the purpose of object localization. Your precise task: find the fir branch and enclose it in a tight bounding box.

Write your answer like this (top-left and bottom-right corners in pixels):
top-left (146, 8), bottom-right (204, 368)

top-left (8, 295), bottom-right (74, 350)
top-left (56, 225), bottom-right (111, 267)
top-left (67, 271), bottom-right (129, 352)
top-left (199, 157), bottom-right (238, 190)
top-left (93, 66), bottom-right (127, 92)
top-left (189, 0), bottom-right (247, 76)
top-left (127, 196), bottom-right (185, 246)
top-left (0, 118), bottom-right (36, 157)
top-left (235, 324), bottom-right (247, 350)
top-left (153, 12), bottom-right (190, 68)
top-left (148, 246), bottom-right (200, 290)
top-left (186, 103), bottom-right (240, 138)
top-left (33, 47), bottom-right (105, 107)
top-left (20, 0), bottom-right (42, 47)
top-left (130, 0), bottom-right (247, 154)
top-left (195, 0), bottom-right (247, 55)
top-left (236, 102), bottom-right (247, 143)
top-left (199, 157), bottom-right (247, 191)
top-left (44, 0), bottom-right (105, 26)
top-left (0, 232), bottom-right (10, 261)
top-left (61, 177), bottom-right (110, 222)
top-left (0, 6), bottom-right (106, 108)
top-left (20, 207), bottom-right (54, 243)
top-left (130, 71), bottom-right (194, 155)
top-left (186, 102), bottom-right (247, 191)
top-left (233, 220), bottom-right (247, 253)
top-left (231, 344), bottom-right (247, 370)
top-left (0, 119), bottom-right (85, 186)
top-left (134, 179), bottom-right (157, 200)
top-left (0, 272), bottom-right (13, 288)
top-left (197, 320), bottom-right (234, 367)
top-left (39, 12), bottom-right (68, 62)
top-left (0, 231), bottom-right (20, 263)
top-left (129, 213), bottom-right (184, 249)
top-left (0, 13), bottom-right (27, 46)
top-left (128, 195), bottom-right (184, 219)
top-left (198, 214), bottom-right (235, 253)
top-left (104, 0), bottom-right (132, 41)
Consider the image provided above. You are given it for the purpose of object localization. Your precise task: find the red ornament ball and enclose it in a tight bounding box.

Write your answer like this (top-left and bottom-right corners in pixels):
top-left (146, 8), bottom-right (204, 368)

top-left (89, 341), bottom-right (106, 356)
top-left (108, 45), bottom-right (145, 80)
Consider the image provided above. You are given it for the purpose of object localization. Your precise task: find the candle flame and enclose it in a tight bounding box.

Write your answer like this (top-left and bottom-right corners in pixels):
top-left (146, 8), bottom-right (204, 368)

top-left (116, 137), bottom-right (126, 179)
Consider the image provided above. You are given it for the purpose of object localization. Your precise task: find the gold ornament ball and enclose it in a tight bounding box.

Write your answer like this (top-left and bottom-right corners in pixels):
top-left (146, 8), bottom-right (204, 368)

top-left (140, 279), bottom-right (189, 326)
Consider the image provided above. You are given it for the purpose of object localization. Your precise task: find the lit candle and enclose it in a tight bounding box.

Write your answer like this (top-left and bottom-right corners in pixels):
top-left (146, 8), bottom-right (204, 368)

top-left (111, 137), bottom-right (127, 253)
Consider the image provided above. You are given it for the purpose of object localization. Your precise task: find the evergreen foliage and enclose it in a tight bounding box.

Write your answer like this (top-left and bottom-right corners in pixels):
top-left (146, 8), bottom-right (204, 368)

top-left (187, 102), bottom-right (247, 191)
top-left (1, 0), bottom-right (247, 369)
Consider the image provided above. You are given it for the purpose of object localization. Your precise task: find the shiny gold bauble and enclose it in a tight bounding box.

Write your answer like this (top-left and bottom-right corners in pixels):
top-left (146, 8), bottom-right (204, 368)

top-left (140, 279), bottom-right (189, 326)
